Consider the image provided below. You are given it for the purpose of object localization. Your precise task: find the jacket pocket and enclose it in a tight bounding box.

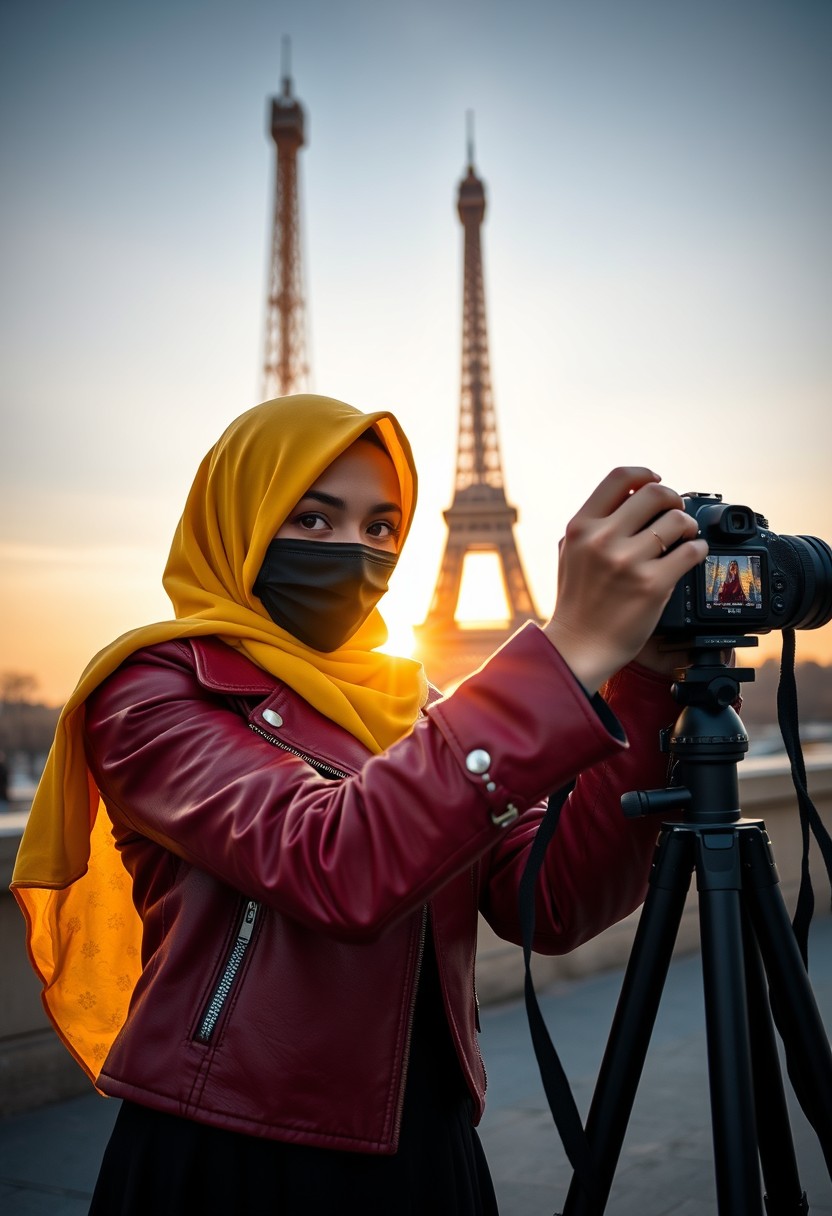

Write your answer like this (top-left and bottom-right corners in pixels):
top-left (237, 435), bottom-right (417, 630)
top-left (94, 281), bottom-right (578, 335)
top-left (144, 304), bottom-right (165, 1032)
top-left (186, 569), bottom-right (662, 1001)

top-left (194, 899), bottom-right (259, 1044)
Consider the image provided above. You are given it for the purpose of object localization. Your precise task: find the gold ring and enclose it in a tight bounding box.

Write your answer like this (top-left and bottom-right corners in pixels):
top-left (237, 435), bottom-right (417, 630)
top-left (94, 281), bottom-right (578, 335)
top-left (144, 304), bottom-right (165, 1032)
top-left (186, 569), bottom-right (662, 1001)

top-left (650, 528), bottom-right (668, 555)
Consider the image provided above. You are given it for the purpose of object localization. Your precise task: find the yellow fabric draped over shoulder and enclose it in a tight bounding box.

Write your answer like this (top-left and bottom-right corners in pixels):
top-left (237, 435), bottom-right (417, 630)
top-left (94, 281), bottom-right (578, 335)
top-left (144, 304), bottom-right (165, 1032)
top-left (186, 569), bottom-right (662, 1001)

top-left (11, 393), bottom-right (426, 1082)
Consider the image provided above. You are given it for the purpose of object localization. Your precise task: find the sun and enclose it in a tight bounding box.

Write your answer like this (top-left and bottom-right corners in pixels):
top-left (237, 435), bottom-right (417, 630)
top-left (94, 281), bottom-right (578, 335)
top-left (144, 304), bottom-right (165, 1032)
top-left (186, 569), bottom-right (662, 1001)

top-left (377, 550), bottom-right (516, 660)
top-left (378, 618), bottom-right (418, 658)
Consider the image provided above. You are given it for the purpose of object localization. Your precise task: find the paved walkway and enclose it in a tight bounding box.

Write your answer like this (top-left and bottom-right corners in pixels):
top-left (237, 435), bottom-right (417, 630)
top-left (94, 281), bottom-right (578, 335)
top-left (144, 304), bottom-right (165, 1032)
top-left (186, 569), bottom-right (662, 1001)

top-left (2, 917), bottom-right (830, 1215)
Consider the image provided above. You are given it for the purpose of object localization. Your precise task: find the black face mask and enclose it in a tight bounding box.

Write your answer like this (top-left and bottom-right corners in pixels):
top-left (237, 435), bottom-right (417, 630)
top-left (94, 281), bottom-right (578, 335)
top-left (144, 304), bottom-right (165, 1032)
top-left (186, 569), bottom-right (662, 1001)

top-left (252, 538), bottom-right (398, 652)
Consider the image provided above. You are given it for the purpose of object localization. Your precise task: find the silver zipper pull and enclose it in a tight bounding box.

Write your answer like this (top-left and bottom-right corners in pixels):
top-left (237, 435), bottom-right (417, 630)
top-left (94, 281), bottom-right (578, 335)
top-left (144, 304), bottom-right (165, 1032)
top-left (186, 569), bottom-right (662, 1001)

top-left (239, 900), bottom-right (258, 941)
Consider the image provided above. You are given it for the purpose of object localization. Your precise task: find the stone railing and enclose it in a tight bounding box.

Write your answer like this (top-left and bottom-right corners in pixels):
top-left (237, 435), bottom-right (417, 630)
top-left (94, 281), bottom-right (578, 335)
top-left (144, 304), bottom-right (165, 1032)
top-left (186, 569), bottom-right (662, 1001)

top-left (2, 754), bottom-right (831, 1115)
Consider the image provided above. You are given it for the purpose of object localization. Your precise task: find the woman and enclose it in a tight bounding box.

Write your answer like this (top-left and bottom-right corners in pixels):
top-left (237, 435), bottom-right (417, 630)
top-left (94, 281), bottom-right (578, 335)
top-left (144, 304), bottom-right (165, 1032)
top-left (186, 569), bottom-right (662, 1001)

top-left (718, 559), bottom-right (746, 604)
top-left (12, 394), bottom-right (706, 1215)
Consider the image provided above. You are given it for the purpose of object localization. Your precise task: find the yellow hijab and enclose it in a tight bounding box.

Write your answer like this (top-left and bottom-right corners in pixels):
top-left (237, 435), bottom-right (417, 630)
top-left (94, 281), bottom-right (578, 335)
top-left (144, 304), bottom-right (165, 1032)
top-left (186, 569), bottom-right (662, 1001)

top-left (12, 394), bottom-right (425, 1081)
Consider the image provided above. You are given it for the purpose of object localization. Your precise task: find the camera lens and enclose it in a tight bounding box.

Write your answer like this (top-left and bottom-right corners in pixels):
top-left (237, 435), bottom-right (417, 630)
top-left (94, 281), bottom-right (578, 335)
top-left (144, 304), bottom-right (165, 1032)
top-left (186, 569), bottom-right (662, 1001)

top-left (779, 535), bottom-right (832, 630)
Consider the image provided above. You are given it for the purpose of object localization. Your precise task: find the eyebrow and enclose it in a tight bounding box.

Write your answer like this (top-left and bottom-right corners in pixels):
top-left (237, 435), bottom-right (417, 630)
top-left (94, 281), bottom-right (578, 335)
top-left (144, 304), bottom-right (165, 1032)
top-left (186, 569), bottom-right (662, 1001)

top-left (298, 490), bottom-right (402, 515)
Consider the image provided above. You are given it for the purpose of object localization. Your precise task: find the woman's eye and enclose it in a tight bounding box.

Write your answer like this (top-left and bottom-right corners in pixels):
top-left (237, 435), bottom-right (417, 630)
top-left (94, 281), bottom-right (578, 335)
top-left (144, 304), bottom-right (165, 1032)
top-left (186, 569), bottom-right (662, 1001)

top-left (367, 521), bottom-right (399, 539)
top-left (297, 513), bottom-right (328, 531)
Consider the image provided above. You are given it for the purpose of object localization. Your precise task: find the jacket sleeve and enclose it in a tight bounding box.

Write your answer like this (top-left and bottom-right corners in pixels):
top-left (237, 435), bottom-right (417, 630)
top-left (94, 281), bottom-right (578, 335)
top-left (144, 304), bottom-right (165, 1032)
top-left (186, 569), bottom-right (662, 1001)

top-left (478, 661), bottom-right (676, 953)
top-left (84, 625), bottom-right (652, 942)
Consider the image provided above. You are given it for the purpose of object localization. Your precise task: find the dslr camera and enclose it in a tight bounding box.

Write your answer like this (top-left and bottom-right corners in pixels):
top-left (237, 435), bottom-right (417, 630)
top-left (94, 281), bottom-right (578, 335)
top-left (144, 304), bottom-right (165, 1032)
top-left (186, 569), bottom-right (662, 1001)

top-left (656, 493), bottom-right (832, 639)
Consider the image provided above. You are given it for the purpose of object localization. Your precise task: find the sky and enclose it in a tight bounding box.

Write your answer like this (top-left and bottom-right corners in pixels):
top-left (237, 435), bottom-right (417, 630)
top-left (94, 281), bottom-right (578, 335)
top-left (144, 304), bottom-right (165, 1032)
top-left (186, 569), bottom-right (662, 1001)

top-left (2, 0), bottom-right (831, 705)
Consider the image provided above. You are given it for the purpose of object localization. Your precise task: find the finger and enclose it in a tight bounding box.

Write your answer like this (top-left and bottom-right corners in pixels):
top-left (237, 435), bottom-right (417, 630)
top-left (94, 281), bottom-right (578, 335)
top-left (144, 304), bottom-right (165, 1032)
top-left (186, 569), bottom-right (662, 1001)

top-left (575, 466), bottom-right (662, 520)
top-left (639, 507), bottom-right (701, 558)
top-left (652, 536), bottom-right (709, 582)
top-left (614, 481), bottom-right (687, 536)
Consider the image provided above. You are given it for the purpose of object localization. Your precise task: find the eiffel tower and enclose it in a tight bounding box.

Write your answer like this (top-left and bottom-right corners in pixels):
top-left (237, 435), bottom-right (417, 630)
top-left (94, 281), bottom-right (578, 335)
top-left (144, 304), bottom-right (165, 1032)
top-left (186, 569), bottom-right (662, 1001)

top-left (261, 37), bottom-right (309, 399)
top-left (413, 127), bottom-right (541, 689)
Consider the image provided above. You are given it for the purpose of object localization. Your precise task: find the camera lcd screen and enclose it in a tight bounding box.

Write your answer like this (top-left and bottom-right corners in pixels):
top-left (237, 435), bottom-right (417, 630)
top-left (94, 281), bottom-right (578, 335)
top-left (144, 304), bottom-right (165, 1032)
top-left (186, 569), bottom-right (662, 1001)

top-left (703, 554), bottom-right (764, 619)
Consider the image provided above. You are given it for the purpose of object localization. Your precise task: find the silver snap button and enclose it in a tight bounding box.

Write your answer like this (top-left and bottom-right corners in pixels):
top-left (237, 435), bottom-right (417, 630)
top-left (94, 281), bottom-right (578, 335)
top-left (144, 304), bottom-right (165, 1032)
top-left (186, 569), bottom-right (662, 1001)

top-left (263, 708), bottom-right (284, 728)
top-left (465, 749), bottom-right (491, 775)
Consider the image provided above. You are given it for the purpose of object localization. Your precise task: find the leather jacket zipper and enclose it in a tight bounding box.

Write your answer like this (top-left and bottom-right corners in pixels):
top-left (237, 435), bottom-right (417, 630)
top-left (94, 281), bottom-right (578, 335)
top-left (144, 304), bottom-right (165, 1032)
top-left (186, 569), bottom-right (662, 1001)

top-left (249, 722), bottom-right (349, 780)
top-left (196, 899), bottom-right (259, 1043)
top-left (393, 904), bottom-right (428, 1140)
top-left (195, 729), bottom-right (346, 1045)
top-left (470, 869), bottom-right (487, 1088)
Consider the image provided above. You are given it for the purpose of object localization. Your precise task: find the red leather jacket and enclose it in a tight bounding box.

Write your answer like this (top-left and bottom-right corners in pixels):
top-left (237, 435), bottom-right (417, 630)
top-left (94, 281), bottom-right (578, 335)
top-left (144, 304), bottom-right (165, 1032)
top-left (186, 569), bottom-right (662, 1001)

top-left (82, 623), bottom-right (673, 1154)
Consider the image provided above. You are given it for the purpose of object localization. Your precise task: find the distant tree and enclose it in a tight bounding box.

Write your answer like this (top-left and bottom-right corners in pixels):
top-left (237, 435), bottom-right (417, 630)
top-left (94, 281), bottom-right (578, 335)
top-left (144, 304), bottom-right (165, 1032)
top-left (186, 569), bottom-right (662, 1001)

top-left (0, 670), bottom-right (59, 780)
top-left (0, 671), bottom-right (39, 704)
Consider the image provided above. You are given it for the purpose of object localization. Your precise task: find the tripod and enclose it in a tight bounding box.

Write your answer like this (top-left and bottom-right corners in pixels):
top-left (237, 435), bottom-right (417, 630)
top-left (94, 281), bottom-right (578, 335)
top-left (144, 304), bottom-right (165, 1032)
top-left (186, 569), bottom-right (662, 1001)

top-left (562, 639), bottom-right (832, 1215)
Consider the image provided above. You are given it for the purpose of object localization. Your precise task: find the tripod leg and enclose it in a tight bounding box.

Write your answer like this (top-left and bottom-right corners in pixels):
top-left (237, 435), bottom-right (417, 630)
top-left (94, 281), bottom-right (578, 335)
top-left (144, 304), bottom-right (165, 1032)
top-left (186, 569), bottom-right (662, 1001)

top-left (562, 826), bottom-right (693, 1216)
top-left (697, 830), bottom-right (764, 1214)
top-left (741, 828), bottom-right (832, 1178)
top-left (740, 909), bottom-right (809, 1214)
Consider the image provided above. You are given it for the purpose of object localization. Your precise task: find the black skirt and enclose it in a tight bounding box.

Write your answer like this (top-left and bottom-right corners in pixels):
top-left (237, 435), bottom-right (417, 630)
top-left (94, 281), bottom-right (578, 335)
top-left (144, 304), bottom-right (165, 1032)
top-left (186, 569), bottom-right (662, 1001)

top-left (89, 936), bottom-right (499, 1216)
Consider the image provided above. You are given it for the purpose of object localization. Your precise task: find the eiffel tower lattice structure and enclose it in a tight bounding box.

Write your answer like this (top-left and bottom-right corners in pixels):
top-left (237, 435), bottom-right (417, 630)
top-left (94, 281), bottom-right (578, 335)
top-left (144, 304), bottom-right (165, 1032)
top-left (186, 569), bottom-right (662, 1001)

top-left (413, 133), bottom-right (541, 690)
top-left (261, 38), bottom-right (310, 400)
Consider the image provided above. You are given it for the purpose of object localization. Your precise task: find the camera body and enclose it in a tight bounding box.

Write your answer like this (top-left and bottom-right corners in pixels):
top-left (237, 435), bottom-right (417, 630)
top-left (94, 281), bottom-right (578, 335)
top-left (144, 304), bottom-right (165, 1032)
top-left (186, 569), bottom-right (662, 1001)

top-left (656, 493), bottom-right (832, 639)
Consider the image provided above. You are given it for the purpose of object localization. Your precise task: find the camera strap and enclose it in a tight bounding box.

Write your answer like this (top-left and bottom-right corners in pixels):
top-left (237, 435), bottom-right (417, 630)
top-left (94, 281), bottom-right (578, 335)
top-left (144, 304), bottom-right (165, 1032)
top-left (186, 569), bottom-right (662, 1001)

top-left (776, 627), bottom-right (832, 961)
top-left (519, 780), bottom-right (602, 1208)
top-left (769, 627), bottom-right (832, 1144)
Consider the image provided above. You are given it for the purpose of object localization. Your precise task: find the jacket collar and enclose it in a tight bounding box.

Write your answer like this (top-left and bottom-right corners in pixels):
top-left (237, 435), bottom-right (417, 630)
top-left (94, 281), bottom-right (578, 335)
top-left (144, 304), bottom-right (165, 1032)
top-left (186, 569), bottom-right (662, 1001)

top-left (188, 637), bottom-right (276, 695)
top-left (187, 637), bottom-right (373, 774)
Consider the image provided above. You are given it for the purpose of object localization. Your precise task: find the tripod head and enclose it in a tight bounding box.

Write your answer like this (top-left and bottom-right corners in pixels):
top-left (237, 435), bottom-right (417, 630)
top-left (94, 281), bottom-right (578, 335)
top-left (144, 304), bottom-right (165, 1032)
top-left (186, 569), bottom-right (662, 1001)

top-left (622, 636), bottom-right (758, 825)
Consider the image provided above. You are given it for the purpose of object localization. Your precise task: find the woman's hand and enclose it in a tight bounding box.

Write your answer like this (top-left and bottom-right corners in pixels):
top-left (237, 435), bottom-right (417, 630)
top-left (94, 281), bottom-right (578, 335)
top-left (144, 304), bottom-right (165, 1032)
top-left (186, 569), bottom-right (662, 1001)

top-left (542, 468), bottom-right (708, 693)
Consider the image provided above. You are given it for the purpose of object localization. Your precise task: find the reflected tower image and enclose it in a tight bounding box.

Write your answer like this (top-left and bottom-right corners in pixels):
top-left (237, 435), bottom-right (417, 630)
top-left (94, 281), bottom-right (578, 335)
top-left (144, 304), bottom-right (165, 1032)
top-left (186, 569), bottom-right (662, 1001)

top-left (261, 39), bottom-right (309, 399)
top-left (413, 124), bottom-right (541, 689)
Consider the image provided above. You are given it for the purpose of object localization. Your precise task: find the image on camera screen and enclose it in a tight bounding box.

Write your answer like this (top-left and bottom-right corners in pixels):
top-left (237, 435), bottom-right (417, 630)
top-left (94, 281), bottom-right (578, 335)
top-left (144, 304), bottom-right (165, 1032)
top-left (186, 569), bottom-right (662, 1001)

top-left (703, 554), bottom-right (764, 616)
